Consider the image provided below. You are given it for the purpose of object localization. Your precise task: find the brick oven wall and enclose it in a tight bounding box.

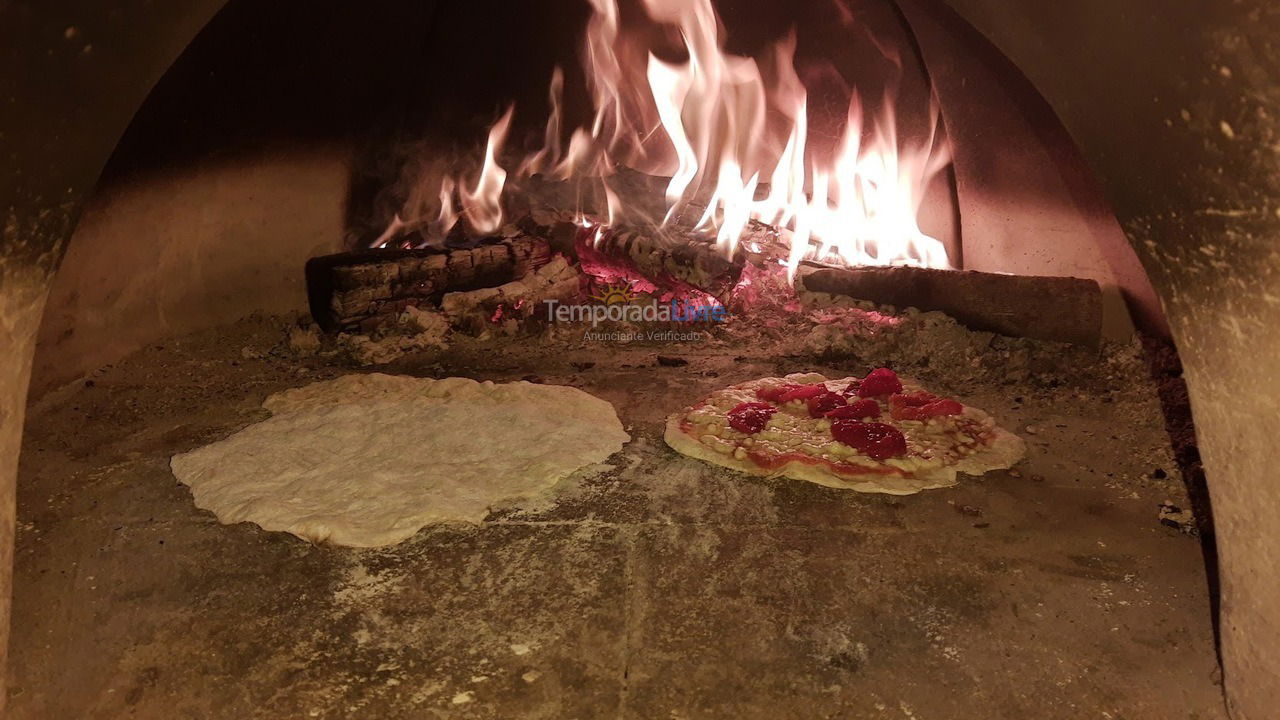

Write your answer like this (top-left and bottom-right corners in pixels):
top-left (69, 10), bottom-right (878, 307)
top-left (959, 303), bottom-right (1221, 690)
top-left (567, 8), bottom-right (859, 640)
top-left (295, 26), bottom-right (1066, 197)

top-left (3, 0), bottom-right (1278, 716)
top-left (931, 0), bottom-right (1280, 716)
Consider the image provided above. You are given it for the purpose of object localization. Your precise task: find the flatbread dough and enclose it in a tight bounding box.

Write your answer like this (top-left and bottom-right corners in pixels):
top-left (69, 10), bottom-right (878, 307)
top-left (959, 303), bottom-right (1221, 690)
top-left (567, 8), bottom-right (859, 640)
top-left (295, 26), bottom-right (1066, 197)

top-left (171, 374), bottom-right (629, 547)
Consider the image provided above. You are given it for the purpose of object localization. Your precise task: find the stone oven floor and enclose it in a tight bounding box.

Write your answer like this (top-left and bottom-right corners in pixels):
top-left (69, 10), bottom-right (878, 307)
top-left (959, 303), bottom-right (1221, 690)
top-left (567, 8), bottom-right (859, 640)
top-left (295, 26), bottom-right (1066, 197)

top-left (10, 316), bottom-right (1226, 719)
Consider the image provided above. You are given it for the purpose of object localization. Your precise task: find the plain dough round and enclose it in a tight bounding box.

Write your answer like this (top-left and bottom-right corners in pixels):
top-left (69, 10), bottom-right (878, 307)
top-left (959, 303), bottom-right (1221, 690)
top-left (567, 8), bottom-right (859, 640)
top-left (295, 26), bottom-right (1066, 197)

top-left (171, 374), bottom-right (630, 547)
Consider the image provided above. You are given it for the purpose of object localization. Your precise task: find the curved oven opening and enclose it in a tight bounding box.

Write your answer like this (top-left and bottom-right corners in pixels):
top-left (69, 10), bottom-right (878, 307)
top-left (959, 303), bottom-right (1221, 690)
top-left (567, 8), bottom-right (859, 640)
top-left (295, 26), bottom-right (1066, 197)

top-left (6, 0), bottom-right (1240, 717)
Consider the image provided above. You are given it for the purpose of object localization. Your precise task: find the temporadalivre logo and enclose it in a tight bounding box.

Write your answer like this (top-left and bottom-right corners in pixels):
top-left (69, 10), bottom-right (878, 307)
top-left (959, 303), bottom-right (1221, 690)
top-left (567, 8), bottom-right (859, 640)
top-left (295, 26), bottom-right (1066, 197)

top-left (544, 279), bottom-right (729, 328)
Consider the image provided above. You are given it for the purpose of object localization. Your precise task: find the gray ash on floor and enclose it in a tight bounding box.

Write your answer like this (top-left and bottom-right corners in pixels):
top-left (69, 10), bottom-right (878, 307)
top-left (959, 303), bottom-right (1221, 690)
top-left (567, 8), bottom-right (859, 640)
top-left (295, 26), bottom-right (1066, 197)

top-left (1142, 335), bottom-right (1211, 536)
top-left (10, 306), bottom-right (1225, 719)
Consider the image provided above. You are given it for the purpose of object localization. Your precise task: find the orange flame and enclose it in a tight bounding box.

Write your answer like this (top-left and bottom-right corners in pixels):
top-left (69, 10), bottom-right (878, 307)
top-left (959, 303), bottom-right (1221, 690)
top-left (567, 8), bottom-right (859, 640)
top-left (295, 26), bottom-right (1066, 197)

top-left (380, 0), bottom-right (951, 277)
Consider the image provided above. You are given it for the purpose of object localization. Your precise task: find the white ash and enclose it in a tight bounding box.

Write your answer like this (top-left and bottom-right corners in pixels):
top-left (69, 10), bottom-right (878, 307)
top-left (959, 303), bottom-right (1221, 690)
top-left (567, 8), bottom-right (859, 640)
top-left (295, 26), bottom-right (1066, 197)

top-left (342, 306), bottom-right (452, 365)
top-left (401, 305), bottom-right (452, 336)
top-left (287, 325), bottom-right (322, 356)
top-left (442, 256), bottom-right (581, 336)
top-left (1159, 501), bottom-right (1199, 535)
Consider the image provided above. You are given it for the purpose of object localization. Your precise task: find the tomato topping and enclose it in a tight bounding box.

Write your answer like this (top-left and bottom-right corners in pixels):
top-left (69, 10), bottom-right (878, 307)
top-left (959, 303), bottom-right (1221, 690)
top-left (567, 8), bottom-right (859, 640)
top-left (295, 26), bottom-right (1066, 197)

top-left (826, 398), bottom-right (881, 419)
top-left (890, 390), bottom-right (937, 408)
top-left (777, 383), bottom-right (831, 403)
top-left (830, 419), bottom-right (908, 460)
top-left (889, 392), bottom-right (964, 421)
top-left (930, 399), bottom-right (963, 415)
top-left (727, 402), bottom-right (778, 434)
top-left (889, 405), bottom-right (926, 421)
top-left (856, 368), bottom-right (903, 397)
top-left (806, 391), bottom-right (847, 418)
top-left (755, 383), bottom-right (805, 402)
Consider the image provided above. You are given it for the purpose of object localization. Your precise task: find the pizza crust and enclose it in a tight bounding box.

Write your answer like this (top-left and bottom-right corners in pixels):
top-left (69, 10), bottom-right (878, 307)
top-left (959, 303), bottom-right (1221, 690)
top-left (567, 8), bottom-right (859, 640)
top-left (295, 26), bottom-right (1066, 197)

top-left (949, 409), bottom-right (1027, 477)
top-left (663, 374), bottom-right (1026, 495)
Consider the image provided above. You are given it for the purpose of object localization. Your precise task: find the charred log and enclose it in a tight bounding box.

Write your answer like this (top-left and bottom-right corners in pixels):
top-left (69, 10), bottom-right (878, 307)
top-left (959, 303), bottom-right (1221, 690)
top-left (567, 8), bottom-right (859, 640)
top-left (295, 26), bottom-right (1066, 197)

top-left (797, 263), bottom-right (1103, 347)
top-left (306, 236), bottom-right (550, 331)
top-left (514, 212), bottom-right (745, 301)
top-left (580, 226), bottom-right (743, 301)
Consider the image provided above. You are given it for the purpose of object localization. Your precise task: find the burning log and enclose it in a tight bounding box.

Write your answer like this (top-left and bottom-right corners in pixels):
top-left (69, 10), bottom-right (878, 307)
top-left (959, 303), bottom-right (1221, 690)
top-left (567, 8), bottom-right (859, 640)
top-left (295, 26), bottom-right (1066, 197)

top-left (306, 236), bottom-right (550, 331)
top-left (515, 210), bottom-right (745, 301)
top-left (576, 226), bottom-right (744, 302)
top-left (797, 263), bottom-right (1103, 347)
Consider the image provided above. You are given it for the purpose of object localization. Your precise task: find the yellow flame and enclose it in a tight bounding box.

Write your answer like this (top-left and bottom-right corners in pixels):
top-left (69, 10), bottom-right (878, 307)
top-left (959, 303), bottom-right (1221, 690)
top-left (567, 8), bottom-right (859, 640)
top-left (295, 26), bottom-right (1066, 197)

top-left (381, 0), bottom-right (952, 276)
top-left (458, 105), bottom-right (513, 234)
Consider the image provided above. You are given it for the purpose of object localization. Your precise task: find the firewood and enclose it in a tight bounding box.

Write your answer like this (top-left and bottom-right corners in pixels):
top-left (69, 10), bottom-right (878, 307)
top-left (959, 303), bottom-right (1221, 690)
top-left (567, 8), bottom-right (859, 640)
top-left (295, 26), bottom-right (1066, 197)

top-left (797, 263), bottom-right (1103, 347)
top-left (306, 236), bottom-right (550, 331)
top-left (584, 226), bottom-right (743, 301)
top-left (513, 212), bottom-right (745, 301)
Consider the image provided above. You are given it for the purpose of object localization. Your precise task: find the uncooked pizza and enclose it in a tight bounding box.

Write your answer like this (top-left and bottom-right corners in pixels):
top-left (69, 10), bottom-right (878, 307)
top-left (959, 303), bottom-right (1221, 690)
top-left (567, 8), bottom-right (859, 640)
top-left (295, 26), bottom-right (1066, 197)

top-left (664, 368), bottom-right (1025, 494)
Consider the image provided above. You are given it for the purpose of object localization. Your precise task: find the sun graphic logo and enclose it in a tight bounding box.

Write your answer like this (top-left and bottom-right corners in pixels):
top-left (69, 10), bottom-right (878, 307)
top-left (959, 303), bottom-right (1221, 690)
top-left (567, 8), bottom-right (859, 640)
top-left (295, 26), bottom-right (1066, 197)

top-left (590, 281), bottom-right (639, 305)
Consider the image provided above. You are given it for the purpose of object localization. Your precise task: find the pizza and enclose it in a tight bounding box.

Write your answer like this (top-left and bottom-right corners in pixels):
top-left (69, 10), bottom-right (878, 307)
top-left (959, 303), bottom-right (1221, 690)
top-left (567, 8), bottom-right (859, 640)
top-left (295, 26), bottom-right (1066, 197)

top-left (664, 368), bottom-right (1025, 494)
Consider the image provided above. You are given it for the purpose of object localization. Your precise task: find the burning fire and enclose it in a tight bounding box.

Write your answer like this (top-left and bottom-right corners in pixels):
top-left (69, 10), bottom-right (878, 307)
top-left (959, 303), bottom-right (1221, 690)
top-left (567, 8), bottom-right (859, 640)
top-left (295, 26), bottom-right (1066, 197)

top-left (377, 0), bottom-right (952, 278)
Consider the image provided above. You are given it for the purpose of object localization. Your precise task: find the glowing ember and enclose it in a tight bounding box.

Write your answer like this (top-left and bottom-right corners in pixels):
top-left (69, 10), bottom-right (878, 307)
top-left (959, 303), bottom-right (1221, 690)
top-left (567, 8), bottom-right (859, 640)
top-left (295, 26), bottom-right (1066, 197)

top-left (378, 0), bottom-right (952, 277)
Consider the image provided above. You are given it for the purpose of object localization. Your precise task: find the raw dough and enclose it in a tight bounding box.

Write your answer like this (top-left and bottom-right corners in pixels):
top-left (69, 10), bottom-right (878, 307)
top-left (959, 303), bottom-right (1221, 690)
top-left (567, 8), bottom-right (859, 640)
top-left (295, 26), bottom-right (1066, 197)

top-left (171, 374), bottom-right (629, 547)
